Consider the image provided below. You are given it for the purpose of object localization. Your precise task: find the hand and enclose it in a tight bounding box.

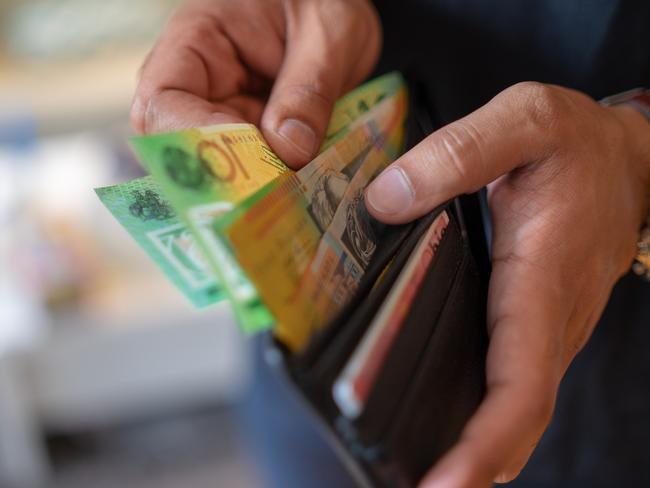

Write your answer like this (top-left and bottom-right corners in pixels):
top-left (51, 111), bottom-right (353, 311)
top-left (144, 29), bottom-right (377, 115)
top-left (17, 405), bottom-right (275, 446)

top-left (365, 82), bottom-right (650, 487)
top-left (130, 0), bottom-right (380, 168)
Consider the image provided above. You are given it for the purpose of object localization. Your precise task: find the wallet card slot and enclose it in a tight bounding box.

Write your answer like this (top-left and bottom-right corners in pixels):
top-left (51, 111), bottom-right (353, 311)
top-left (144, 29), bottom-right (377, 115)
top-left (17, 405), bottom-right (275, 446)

top-left (290, 220), bottom-right (414, 371)
top-left (345, 215), bottom-right (465, 446)
top-left (380, 248), bottom-right (487, 485)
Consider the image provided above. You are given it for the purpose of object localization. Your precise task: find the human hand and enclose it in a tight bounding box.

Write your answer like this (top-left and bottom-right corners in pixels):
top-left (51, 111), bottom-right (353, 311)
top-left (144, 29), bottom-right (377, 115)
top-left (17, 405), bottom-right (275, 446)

top-left (130, 0), bottom-right (380, 168)
top-left (365, 82), bottom-right (650, 487)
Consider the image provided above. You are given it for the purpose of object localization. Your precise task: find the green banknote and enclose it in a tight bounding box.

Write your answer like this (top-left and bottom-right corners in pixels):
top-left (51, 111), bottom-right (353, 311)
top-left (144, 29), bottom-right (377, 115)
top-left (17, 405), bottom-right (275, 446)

top-left (97, 72), bottom-right (406, 334)
top-left (322, 72), bottom-right (405, 150)
top-left (96, 176), bottom-right (223, 307)
top-left (130, 124), bottom-right (288, 333)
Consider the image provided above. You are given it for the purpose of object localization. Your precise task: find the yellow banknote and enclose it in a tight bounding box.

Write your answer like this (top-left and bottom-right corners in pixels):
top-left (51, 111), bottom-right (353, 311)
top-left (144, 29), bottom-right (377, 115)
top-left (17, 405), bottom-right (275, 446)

top-left (222, 84), bottom-right (408, 350)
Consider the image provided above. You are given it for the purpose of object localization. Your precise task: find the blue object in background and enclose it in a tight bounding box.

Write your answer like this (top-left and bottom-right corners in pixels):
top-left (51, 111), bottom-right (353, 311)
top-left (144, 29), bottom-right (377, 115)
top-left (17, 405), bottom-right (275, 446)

top-left (0, 108), bottom-right (37, 153)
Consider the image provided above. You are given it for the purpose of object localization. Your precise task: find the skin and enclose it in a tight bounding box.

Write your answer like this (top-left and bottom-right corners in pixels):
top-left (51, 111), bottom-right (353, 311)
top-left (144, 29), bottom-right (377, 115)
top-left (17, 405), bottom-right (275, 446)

top-left (366, 84), bottom-right (650, 487)
top-left (131, 0), bottom-right (381, 167)
top-left (132, 1), bottom-right (650, 486)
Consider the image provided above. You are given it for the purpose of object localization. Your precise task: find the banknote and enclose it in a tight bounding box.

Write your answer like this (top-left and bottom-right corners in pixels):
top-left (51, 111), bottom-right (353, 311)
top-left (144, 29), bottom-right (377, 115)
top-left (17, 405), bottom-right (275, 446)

top-left (297, 146), bottom-right (395, 328)
top-left (221, 83), bottom-right (408, 350)
top-left (97, 72), bottom-right (406, 333)
top-left (130, 124), bottom-right (289, 332)
top-left (290, 131), bottom-right (405, 347)
top-left (332, 211), bottom-right (450, 418)
top-left (95, 176), bottom-right (223, 307)
top-left (322, 71), bottom-right (405, 150)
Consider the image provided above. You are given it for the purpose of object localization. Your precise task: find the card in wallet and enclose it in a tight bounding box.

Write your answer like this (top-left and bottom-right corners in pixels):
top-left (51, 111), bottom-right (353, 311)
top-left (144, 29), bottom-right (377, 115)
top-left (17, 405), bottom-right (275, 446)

top-left (264, 80), bottom-right (490, 488)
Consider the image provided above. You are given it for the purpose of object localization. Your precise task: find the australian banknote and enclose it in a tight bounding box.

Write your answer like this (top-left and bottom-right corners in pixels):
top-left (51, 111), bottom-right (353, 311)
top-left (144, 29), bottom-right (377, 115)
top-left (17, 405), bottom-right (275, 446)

top-left (96, 72), bottom-right (406, 335)
top-left (220, 81), bottom-right (408, 350)
top-left (95, 176), bottom-right (222, 307)
top-left (130, 124), bottom-right (288, 332)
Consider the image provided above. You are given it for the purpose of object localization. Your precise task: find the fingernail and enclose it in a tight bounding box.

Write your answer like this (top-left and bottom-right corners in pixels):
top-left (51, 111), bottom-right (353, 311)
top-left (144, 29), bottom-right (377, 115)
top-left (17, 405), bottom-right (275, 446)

top-left (494, 473), bottom-right (509, 484)
top-left (277, 118), bottom-right (317, 157)
top-left (366, 167), bottom-right (414, 215)
top-left (494, 472), bottom-right (515, 484)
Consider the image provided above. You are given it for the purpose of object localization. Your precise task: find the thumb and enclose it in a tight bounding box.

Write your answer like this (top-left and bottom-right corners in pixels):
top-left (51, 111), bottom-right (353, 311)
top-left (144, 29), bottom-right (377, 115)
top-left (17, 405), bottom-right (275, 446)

top-left (366, 82), bottom-right (567, 223)
top-left (261, 1), bottom-right (380, 168)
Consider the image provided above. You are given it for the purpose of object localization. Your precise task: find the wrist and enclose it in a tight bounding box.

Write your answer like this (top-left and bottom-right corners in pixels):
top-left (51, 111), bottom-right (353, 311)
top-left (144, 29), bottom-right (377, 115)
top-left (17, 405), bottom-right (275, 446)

top-left (601, 89), bottom-right (650, 280)
top-left (603, 87), bottom-right (650, 206)
top-left (613, 102), bottom-right (650, 280)
top-left (611, 104), bottom-right (650, 216)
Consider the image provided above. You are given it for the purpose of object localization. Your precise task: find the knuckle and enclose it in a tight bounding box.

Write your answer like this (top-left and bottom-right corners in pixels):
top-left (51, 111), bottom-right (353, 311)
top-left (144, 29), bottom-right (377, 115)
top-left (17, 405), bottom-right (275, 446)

top-left (434, 120), bottom-right (486, 189)
top-left (509, 81), bottom-right (568, 136)
top-left (177, 16), bottom-right (217, 47)
top-left (311, 0), bottom-right (378, 48)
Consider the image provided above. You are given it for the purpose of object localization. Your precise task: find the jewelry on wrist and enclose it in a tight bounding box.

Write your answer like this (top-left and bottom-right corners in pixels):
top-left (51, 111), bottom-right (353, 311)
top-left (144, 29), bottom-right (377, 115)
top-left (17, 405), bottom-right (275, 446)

top-left (601, 88), bottom-right (650, 280)
top-left (632, 221), bottom-right (650, 281)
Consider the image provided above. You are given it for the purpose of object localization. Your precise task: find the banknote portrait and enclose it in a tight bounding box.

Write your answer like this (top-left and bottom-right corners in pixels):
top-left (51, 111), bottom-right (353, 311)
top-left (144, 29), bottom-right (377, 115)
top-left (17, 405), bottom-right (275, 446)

top-left (309, 169), bottom-right (350, 232)
top-left (342, 192), bottom-right (378, 267)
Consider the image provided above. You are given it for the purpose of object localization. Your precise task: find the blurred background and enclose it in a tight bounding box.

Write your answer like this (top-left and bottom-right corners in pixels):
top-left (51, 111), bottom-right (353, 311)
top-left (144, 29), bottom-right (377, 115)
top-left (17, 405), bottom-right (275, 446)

top-left (0, 1), bottom-right (264, 486)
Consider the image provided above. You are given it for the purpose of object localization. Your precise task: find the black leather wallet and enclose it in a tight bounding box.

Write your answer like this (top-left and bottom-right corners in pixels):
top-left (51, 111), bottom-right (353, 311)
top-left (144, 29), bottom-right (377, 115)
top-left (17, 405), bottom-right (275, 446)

top-left (265, 81), bottom-right (490, 487)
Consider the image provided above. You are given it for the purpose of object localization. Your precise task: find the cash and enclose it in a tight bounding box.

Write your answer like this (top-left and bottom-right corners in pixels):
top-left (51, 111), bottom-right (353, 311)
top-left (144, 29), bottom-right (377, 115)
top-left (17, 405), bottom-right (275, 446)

top-left (96, 72), bottom-right (408, 343)
top-left (321, 71), bottom-right (405, 150)
top-left (96, 176), bottom-right (223, 307)
top-left (220, 82), bottom-right (408, 350)
top-left (130, 123), bottom-right (288, 332)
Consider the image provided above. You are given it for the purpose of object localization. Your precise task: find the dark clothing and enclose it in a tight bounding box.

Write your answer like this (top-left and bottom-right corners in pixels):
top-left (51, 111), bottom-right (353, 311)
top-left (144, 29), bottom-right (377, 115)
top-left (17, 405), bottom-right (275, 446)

top-left (243, 2), bottom-right (650, 486)
top-left (375, 0), bottom-right (650, 122)
top-left (518, 274), bottom-right (650, 487)
top-left (372, 1), bottom-right (650, 485)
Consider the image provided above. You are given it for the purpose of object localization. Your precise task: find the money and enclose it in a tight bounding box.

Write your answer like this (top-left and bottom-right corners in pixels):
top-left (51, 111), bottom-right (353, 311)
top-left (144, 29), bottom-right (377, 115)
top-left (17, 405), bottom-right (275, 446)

top-left (332, 212), bottom-right (450, 418)
top-left (297, 145), bottom-right (394, 331)
top-left (96, 176), bottom-right (223, 307)
top-left (221, 82), bottom-right (408, 350)
top-left (95, 72), bottom-right (407, 336)
top-left (130, 124), bottom-right (288, 333)
top-left (322, 71), bottom-right (405, 150)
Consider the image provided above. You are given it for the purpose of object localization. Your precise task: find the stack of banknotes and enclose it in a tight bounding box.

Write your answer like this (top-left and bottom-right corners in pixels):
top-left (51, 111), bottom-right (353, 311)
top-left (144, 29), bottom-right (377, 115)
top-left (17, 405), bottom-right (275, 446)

top-left (96, 72), bottom-right (408, 353)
